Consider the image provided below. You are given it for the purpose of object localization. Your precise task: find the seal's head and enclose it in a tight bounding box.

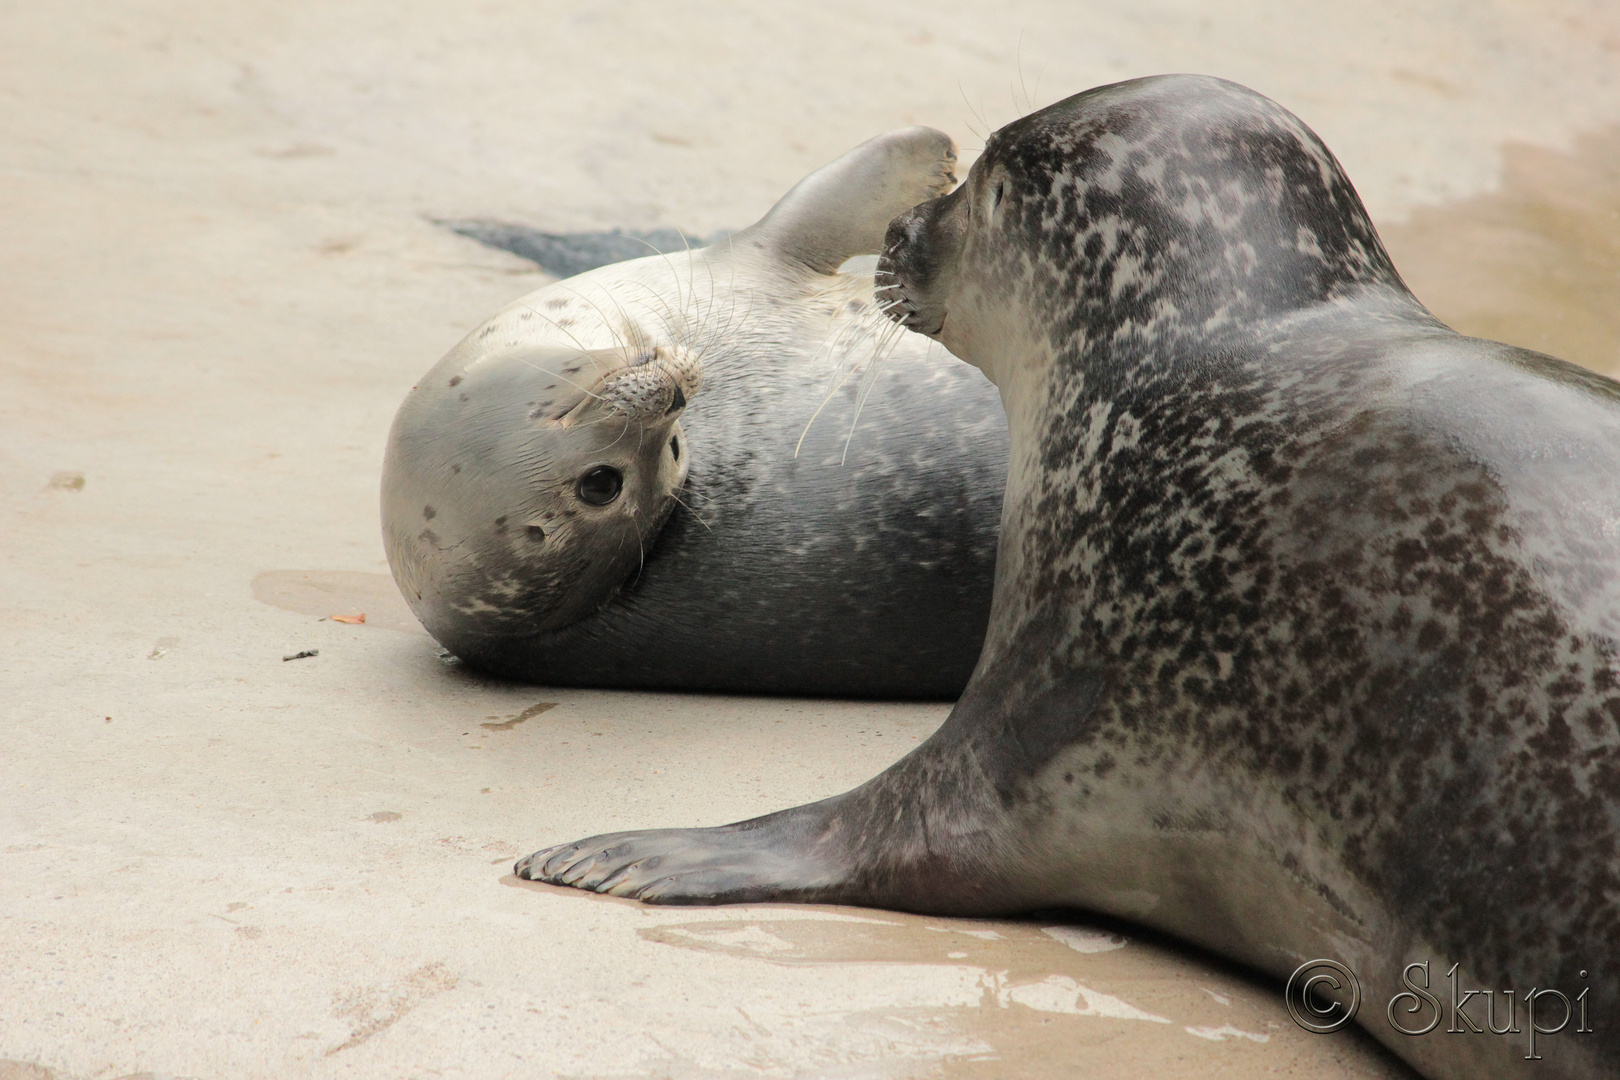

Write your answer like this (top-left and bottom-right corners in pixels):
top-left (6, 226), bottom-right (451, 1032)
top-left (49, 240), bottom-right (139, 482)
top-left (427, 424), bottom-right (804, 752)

top-left (877, 75), bottom-right (1406, 385)
top-left (381, 338), bottom-right (699, 646)
top-left (381, 123), bottom-right (965, 675)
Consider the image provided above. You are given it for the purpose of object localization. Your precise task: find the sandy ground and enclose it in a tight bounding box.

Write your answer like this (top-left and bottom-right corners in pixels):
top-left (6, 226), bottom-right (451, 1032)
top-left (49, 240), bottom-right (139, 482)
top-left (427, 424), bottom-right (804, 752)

top-left (2, 2), bottom-right (1618, 1078)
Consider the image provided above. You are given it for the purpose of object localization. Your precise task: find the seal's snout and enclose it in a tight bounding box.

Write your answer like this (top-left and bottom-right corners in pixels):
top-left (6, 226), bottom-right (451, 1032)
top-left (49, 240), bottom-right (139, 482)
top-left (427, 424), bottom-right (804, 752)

top-left (592, 345), bottom-right (702, 425)
top-left (875, 207), bottom-right (926, 331)
top-left (876, 190), bottom-right (961, 339)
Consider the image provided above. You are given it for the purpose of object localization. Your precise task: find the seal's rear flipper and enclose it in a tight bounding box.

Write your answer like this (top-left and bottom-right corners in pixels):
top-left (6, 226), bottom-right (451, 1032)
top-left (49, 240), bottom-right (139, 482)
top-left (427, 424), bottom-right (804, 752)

top-left (732, 127), bottom-right (958, 274)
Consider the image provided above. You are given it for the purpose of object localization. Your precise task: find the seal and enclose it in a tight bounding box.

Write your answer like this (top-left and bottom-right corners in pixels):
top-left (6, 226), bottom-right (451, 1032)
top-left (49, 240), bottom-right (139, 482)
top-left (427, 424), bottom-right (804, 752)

top-left (382, 127), bottom-right (1008, 697)
top-left (516, 76), bottom-right (1620, 1080)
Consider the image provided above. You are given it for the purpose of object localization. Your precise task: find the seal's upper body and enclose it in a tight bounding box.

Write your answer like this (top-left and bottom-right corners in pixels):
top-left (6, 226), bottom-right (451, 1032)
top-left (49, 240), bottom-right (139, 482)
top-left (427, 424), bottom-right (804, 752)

top-left (383, 128), bottom-right (1008, 697)
top-left (520, 77), bottom-right (1620, 1079)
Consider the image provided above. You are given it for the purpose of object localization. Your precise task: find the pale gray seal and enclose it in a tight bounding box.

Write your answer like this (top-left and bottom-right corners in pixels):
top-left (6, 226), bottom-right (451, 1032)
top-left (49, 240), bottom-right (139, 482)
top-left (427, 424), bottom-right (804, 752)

top-left (383, 128), bottom-right (1008, 697)
top-left (517, 76), bottom-right (1620, 1079)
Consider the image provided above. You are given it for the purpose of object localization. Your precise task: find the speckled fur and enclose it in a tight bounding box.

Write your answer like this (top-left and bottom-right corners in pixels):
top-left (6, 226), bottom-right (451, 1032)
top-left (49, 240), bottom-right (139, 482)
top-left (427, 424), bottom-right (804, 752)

top-left (519, 77), bottom-right (1620, 1078)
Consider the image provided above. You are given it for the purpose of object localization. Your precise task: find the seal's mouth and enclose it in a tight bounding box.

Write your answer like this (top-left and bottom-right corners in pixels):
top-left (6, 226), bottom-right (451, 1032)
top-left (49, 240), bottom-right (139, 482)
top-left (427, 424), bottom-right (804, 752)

top-left (876, 259), bottom-right (947, 339)
top-left (875, 195), bottom-right (955, 339)
top-left (874, 258), bottom-right (930, 335)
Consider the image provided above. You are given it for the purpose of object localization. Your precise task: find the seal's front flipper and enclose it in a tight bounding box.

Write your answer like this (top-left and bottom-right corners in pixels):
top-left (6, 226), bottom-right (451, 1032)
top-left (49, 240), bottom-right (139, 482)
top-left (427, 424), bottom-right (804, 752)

top-left (731, 127), bottom-right (958, 274)
top-left (515, 697), bottom-right (1043, 914)
top-left (515, 799), bottom-right (852, 905)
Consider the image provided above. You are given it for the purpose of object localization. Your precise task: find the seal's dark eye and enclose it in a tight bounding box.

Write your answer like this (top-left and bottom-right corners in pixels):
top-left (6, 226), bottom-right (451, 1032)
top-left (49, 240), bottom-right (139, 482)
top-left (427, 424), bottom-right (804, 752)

top-left (576, 466), bottom-right (623, 506)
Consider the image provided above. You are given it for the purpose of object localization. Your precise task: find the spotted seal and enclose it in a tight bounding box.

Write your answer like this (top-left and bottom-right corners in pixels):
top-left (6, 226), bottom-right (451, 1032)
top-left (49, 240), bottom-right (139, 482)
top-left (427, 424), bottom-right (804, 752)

top-left (517, 76), bottom-right (1620, 1078)
top-left (383, 127), bottom-right (1008, 697)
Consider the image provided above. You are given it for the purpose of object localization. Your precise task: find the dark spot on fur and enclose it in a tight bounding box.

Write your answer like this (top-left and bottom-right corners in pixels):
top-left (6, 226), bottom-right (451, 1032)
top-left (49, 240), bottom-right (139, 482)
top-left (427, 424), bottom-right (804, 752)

top-left (448, 375), bottom-right (462, 387)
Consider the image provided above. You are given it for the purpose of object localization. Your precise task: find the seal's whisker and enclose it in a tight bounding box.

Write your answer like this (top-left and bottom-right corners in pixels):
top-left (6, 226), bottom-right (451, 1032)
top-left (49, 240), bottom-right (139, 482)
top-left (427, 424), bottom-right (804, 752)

top-left (604, 287), bottom-right (655, 357)
top-left (793, 361), bottom-right (861, 459)
top-left (667, 489), bottom-right (712, 532)
top-left (839, 319), bottom-right (910, 466)
top-left (622, 502), bottom-right (649, 585)
top-left (512, 301), bottom-right (609, 363)
top-left (957, 80), bottom-right (990, 144)
top-left (702, 286), bottom-right (757, 379)
top-left (814, 267), bottom-right (904, 396)
top-left (678, 229), bottom-right (705, 343)
top-left (795, 268), bottom-right (904, 460)
top-left (618, 278), bottom-right (691, 353)
top-left (1012, 30), bottom-right (1038, 118)
top-left (694, 244), bottom-right (725, 355)
top-left (721, 270), bottom-right (757, 360)
top-left (561, 283), bottom-right (641, 356)
top-left (681, 271), bottom-right (721, 364)
top-left (623, 235), bottom-right (692, 331)
top-left (584, 413), bottom-right (637, 451)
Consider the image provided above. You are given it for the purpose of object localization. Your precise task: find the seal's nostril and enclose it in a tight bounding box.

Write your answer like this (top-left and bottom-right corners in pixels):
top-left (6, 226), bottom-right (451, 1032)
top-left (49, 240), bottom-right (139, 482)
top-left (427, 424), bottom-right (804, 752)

top-left (526, 524), bottom-right (546, 541)
top-left (667, 385), bottom-right (686, 414)
top-left (669, 434), bottom-right (680, 460)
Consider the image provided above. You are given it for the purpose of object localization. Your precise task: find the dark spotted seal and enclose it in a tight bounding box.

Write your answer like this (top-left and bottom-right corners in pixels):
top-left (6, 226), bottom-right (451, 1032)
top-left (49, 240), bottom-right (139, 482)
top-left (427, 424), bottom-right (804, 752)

top-left (517, 76), bottom-right (1620, 1079)
top-left (383, 127), bottom-right (1008, 697)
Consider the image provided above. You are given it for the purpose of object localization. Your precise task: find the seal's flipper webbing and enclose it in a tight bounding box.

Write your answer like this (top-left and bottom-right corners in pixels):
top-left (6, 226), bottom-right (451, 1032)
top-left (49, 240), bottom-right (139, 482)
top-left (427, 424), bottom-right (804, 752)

top-left (733, 127), bottom-right (957, 274)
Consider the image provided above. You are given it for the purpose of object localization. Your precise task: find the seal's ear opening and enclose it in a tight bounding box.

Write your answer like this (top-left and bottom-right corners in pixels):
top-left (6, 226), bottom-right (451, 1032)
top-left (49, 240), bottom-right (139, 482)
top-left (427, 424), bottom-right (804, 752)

top-left (733, 126), bottom-right (960, 274)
